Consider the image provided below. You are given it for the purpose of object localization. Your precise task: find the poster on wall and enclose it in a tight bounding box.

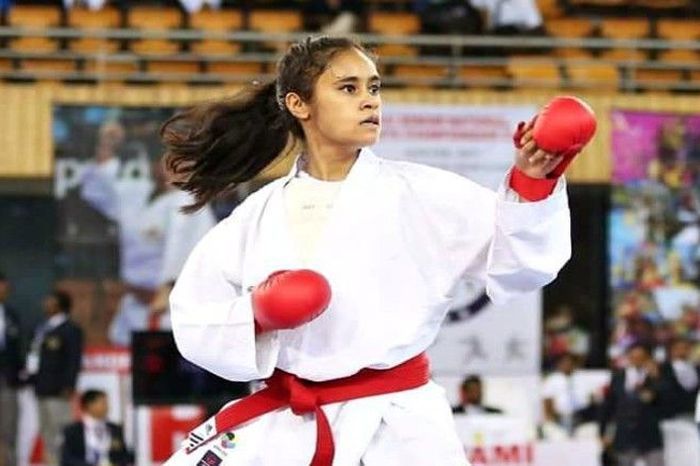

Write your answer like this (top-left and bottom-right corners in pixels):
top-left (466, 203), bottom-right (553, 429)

top-left (52, 105), bottom-right (245, 347)
top-left (609, 109), bottom-right (700, 364)
top-left (375, 103), bottom-right (543, 376)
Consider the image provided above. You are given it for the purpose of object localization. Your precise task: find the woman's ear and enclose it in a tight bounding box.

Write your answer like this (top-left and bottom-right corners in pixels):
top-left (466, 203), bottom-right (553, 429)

top-left (284, 92), bottom-right (310, 121)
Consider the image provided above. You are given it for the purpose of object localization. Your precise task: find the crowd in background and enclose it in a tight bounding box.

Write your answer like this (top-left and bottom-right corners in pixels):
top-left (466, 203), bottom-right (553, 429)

top-left (0, 273), bottom-right (132, 466)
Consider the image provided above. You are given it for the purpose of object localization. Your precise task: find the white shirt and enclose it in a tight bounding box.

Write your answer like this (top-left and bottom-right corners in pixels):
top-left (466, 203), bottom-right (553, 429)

top-left (178, 0), bottom-right (221, 13)
top-left (25, 313), bottom-right (68, 375)
top-left (284, 170), bottom-right (343, 266)
top-left (542, 371), bottom-right (590, 417)
top-left (170, 148), bottom-right (571, 382)
top-left (672, 359), bottom-right (699, 391)
top-left (83, 415), bottom-right (111, 466)
top-left (624, 366), bottom-right (648, 393)
top-left (470, 0), bottom-right (543, 29)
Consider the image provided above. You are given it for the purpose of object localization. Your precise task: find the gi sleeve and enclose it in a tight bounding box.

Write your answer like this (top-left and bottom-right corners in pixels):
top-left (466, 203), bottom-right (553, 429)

top-left (169, 212), bottom-right (280, 382)
top-left (80, 159), bottom-right (120, 221)
top-left (160, 198), bottom-right (217, 285)
top-left (483, 170), bottom-right (571, 304)
top-left (413, 164), bottom-right (570, 306)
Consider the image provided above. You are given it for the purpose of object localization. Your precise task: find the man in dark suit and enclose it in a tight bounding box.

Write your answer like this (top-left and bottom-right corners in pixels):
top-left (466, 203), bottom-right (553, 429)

top-left (599, 343), bottom-right (664, 466)
top-left (451, 375), bottom-right (503, 415)
top-left (0, 272), bottom-right (23, 466)
top-left (659, 337), bottom-right (700, 420)
top-left (25, 290), bottom-right (84, 466)
top-left (61, 390), bottom-right (132, 466)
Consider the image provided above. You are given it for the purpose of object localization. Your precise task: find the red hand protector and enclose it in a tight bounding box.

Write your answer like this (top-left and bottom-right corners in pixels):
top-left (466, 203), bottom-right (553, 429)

top-left (252, 270), bottom-right (331, 333)
top-left (530, 96), bottom-right (597, 178)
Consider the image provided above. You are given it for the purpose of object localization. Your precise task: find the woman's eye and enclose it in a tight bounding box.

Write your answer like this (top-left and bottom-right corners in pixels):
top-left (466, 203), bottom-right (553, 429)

top-left (369, 84), bottom-right (381, 95)
top-left (341, 85), bottom-right (356, 93)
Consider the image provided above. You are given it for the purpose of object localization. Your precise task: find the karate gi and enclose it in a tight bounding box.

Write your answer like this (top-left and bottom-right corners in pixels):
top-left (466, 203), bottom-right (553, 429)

top-left (81, 158), bottom-right (216, 345)
top-left (166, 148), bottom-right (571, 465)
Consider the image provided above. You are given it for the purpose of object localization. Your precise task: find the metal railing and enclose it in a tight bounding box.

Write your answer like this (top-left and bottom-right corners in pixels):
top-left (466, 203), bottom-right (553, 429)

top-left (0, 27), bottom-right (699, 90)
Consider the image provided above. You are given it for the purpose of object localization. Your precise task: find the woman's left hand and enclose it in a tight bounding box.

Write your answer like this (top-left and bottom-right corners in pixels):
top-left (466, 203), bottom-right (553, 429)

top-left (514, 120), bottom-right (564, 179)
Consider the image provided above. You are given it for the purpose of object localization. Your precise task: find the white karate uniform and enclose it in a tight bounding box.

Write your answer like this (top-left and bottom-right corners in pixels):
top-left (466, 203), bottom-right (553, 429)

top-left (166, 148), bottom-right (571, 465)
top-left (81, 159), bottom-right (216, 345)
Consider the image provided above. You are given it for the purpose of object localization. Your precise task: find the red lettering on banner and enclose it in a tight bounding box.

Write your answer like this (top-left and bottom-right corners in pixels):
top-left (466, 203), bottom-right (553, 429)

top-left (467, 444), bottom-right (534, 465)
top-left (493, 445), bottom-right (523, 463)
top-left (380, 113), bottom-right (512, 142)
top-left (82, 346), bottom-right (131, 374)
top-left (469, 446), bottom-right (489, 464)
top-left (150, 407), bottom-right (205, 462)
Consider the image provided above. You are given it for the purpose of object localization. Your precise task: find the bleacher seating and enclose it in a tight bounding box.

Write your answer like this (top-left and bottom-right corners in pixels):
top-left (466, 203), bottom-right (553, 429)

top-left (67, 6), bottom-right (122, 53)
top-left (367, 12), bottom-right (420, 57)
top-left (127, 6), bottom-right (183, 55)
top-left (189, 8), bottom-right (244, 55)
top-left (8, 5), bottom-right (62, 52)
top-left (0, 2), bottom-right (697, 92)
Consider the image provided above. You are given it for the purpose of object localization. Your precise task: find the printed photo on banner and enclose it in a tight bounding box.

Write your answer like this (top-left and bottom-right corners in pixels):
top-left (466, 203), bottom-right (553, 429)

top-left (53, 105), bottom-right (241, 348)
top-left (609, 109), bottom-right (700, 365)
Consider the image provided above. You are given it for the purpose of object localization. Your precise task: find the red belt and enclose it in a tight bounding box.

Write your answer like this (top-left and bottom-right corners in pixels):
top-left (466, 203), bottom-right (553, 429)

top-left (186, 352), bottom-right (430, 466)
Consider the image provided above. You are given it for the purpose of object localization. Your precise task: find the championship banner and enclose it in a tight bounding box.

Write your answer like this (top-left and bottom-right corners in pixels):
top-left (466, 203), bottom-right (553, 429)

top-left (375, 103), bottom-right (542, 376)
top-left (373, 103), bottom-right (536, 189)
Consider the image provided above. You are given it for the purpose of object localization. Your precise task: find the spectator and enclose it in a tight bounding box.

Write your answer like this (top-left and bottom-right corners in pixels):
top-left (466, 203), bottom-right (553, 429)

top-left (600, 343), bottom-right (664, 466)
top-left (61, 389), bottom-right (132, 466)
top-left (0, 272), bottom-right (22, 466)
top-left (452, 375), bottom-right (503, 415)
top-left (659, 338), bottom-right (700, 420)
top-left (418, 1), bottom-right (483, 55)
top-left (542, 352), bottom-right (597, 437)
top-left (178, 0), bottom-right (220, 13)
top-left (303, 0), bottom-right (364, 35)
top-left (24, 290), bottom-right (84, 466)
top-left (469, 0), bottom-right (543, 35)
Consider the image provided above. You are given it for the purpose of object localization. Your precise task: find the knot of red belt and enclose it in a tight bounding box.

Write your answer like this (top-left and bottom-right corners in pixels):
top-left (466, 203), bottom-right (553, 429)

top-left (203, 352), bottom-right (430, 466)
top-left (276, 373), bottom-right (318, 415)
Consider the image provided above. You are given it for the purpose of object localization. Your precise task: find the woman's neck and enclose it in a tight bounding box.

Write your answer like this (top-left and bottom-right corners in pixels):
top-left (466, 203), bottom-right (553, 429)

top-left (302, 142), bottom-right (359, 181)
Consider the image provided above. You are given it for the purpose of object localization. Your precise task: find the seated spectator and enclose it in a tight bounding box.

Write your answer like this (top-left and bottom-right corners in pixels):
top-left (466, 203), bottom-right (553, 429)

top-left (469, 0), bottom-right (543, 35)
top-left (418, 0), bottom-right (483, 55)
top-left (452, 375), bottom-right (503, 415)
top-left (61, 389), bottom-right (133, 466)
top-left (542, 352), bottom-right (597, 437)
top-left (303, 0), bottom-right (364, 35)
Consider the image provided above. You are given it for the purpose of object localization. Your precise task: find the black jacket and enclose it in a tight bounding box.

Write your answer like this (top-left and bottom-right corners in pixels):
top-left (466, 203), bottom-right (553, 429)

top-left (599, 368), bottom-right (664, 453)
top-left (61, 421), bottom-right (132, 466)
top-left (659, 360), bottom-right (700, 418)
top-left (0, 304), bottom-right (23, 387)
top-left (33, 318), bottom-right (83, 397)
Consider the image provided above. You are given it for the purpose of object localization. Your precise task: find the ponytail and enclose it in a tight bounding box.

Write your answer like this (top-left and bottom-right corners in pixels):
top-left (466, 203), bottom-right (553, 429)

top-left (160, 80), bottom-right (292, 212)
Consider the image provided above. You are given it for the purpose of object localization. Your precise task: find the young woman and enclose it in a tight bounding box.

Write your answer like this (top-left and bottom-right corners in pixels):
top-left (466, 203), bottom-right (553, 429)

top-left (161, 36), bottom-right (578, 466)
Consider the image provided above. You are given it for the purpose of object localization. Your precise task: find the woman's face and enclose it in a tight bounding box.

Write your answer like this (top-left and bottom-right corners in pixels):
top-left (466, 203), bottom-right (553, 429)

top-left (299, 48), bottom-right (382, 151)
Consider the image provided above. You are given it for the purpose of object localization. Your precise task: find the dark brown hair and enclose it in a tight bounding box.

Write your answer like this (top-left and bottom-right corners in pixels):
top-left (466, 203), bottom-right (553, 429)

top-left (160, 36), bottom-right (372, 212)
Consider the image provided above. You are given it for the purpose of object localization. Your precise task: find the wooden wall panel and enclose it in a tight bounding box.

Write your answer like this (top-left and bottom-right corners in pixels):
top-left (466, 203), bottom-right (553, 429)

top-left (1, 82), bottom-right (699, 183)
